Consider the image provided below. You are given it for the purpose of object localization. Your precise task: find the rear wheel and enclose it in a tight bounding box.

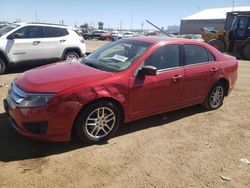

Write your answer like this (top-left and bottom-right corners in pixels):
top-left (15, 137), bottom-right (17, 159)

top-left (64, 52), bottom-right (80, 61)
top-left (242, 43), bottom-right (250, 60)
top-left (208, 38), bottom-right (226, 52)
top-left (203, 82), bottom-right (225, 110)
top-left (0, 58), bottom-right (6, 74)
top-left (74, 100), bottom-right (121, 144)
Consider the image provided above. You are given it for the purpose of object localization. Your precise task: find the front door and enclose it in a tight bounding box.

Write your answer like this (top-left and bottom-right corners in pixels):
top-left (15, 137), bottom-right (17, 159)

top-left (7, 26), bottom-right (45, 62)
top-left (129, 44), bottom-right (184, 119)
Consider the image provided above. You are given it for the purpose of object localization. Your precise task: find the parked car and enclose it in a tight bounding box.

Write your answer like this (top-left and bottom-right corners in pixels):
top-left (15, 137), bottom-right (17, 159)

top-left (123, 31), bottom-right (134, 38)
top-left (0, 22), bottom-right (86, 74)
top-left (0, 24), bottom-right (8, 29)
top-left (83, 30), bottom-right (107, 40)
top-left (111, 31), bottom-right (122, 40)
top-left (4, 37), bottom-right (238, 143)
top-left (99, 32), bottom-right (112, 40)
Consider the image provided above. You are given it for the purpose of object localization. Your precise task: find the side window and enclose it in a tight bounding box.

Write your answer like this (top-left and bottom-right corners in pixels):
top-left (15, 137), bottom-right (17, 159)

top-left (43, 27), bottom-right (68, 37)
top-left (145, 45), bottom-right (179, 70)
top-left (12, 26), bottom-right (43, 39)
top-left (238, 17), bottom-right (248, 29)
top-left (184, 45), bottom-right (210, 65)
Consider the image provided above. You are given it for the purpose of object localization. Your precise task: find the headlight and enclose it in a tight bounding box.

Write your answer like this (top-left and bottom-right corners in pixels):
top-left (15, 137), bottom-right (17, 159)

top-left (18, 95), bottom-right (54, 108)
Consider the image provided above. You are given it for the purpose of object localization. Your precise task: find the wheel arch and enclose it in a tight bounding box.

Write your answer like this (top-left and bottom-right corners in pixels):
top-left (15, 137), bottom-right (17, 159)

top-left (62, 47), bottom-right (82, 59)
top-left (0, 49), bottom-right (10, 65)
top-left (216, 78), bottom-right (229, 96)
top-left (71, 97), bottom-right (125, 136)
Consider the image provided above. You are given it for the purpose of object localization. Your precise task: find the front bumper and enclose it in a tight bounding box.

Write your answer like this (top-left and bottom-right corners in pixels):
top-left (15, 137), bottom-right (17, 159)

top-left (3, 99), bottom-right (78, 142)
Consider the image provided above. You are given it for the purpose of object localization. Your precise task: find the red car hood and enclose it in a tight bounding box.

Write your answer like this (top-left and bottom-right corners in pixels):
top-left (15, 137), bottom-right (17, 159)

top-left (15, 61), bottom-right (113, 93)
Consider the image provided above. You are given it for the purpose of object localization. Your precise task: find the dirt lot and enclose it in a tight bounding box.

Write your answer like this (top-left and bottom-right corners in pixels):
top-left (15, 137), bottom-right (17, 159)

top-left (0, 40), bottom-right (249, 188)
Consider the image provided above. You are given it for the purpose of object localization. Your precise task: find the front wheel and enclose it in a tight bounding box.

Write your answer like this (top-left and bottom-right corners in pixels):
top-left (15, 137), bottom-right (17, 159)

top-left (0, 58), bottom-right (6, 74)
top-left (74, 100), bottom-right (121, 144)
top-left (203, 82), bottom-right (225, 110)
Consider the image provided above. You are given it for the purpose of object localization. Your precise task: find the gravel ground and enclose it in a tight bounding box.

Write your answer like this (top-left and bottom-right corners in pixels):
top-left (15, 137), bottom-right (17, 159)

top-left (0, 40), bottom-right (249, 188)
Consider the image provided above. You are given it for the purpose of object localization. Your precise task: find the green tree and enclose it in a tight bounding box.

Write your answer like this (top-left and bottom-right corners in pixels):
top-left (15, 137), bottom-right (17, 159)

top-left (98, 21), bottom-right (104, 29)
top-left (80, 23), bottom-right (89, 30)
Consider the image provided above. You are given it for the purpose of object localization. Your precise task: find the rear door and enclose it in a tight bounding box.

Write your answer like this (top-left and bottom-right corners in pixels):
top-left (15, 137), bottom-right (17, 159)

top-left (41, 26), bottom-right (69, 59)
top-left (7, 26), bottom-right (44, 62)
top-left (129, 44), bottom-right (184, 118)
top-left (182, 44), bottom-right (220, 104)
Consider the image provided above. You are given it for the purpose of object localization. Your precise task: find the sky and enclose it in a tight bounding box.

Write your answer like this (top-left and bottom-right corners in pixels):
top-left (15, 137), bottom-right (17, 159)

top-left (0, 0), bottom-right (250, 30)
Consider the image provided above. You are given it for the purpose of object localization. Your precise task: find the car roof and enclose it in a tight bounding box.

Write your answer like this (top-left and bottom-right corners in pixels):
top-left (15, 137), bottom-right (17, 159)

top-left (11, 22), bottom-right (75, 29)
top-left (128, 36), bottom-right (205, 45)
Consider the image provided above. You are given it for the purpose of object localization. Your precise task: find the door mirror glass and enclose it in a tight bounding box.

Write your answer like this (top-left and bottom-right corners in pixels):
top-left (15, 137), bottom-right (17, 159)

top-left (138, 65), bottom-right (157, 76)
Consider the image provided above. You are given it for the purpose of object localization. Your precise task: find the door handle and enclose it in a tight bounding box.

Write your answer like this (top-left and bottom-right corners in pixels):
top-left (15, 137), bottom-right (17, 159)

top-left (33, 41), bottom-right (41, 45)
top-left (210, 67), bottom-right (218, 74)
top-left (172, 75), bottom-right (183, 82)
top-left (60, 39), bottom-right (66, 43)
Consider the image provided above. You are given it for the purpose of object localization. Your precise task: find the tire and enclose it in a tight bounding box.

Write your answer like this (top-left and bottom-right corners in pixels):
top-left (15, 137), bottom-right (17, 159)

top-left (208, 39), bottom-right (226, 52)
top-left (74, 100), bottom-right (121, 144)
top-left (242, 43), bottom-right (250, 60)
top-left (64, 52), bottom-right (80, 61)
top-left (203, 82), bottom-right (225, 110)
top-left (0, 58), bottom-right (6, 74)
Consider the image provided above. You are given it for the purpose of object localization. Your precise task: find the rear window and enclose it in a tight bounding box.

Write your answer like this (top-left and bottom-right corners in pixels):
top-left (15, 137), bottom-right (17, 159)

top-left (43, 27), bottom-right (68, 37)
top-left (184, 44), bottom-right (215, 65)
top-left (73, 30), bottom-right (82, 36)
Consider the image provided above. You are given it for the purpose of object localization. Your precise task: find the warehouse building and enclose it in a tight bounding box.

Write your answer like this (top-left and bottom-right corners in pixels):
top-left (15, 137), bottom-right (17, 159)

top-left (180, 6), bottom-right (250, 34)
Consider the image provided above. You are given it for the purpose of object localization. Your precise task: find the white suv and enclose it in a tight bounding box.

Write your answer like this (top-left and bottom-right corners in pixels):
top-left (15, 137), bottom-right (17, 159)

top-left (0, 23), bottom-right (86, 74)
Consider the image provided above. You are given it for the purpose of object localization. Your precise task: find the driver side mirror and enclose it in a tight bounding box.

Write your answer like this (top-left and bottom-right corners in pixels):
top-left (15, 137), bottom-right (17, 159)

top-left (138, 65), bottom-right (157, 76)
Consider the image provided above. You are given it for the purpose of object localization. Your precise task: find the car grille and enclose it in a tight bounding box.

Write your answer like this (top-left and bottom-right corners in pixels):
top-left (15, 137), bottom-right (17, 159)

top-left (7, 82), bottom-right (27, 109)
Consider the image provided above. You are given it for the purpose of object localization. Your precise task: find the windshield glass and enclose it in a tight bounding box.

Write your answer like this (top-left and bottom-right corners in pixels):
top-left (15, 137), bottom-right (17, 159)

top-left (82, 40), bottom-right (152, 72)
top-left (0, 24), bottom-right (19, 37)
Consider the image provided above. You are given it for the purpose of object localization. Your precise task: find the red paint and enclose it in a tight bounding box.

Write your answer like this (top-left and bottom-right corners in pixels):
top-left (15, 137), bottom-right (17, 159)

top-left (8, 37), bottom-right (238, 141)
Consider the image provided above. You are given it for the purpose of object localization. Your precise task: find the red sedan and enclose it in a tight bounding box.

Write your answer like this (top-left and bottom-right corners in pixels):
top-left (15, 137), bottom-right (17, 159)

top-left (4, 37), bottom-right (238, 143)
top-left (99, 32), bottom-right (112, 40)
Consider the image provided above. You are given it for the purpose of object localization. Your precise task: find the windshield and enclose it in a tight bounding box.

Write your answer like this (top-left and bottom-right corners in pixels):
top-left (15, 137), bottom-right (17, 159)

top-left (0, 24), bottom-right (19, 37)
top-left (82, 39), bottom-right (152, 72)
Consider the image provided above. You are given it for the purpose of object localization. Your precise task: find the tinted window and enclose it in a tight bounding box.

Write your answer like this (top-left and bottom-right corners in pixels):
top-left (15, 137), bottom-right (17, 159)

top-left (12, 26), bottom-right (43, 38)
top-left (43, 27), bottom-right (68, 37)
top-left (184, 45), bottom-right (211, 65)
top-left (238, 17), bottom-right (248, 29)
top-left (145, 45), bottom-right (179, 70)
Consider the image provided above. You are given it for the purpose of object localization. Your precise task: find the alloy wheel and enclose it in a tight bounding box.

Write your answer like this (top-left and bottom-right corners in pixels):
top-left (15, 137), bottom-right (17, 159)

top-left (84, 107), bottom-right (116, 139)
top-left (209, 85), bottom-right (224, 108)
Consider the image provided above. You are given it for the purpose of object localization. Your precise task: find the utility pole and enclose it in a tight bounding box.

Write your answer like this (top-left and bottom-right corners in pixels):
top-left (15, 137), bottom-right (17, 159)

top-left (141, 21), bottom-right (144, 32)
top-left (130, 12), bottom-right (133, 31)
top-left (232, 0), bottom-right (236, 11)
top-left (35, 10), bottom-right (37, 22)
top-left (120, 21), bottom-right (122, 31)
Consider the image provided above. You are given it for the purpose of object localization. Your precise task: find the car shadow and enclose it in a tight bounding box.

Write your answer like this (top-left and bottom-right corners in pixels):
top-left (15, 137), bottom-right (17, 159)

top-left (4, 61), bottom-right (58, 74)
top-left (0, 105), bottom-right (206, 162)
